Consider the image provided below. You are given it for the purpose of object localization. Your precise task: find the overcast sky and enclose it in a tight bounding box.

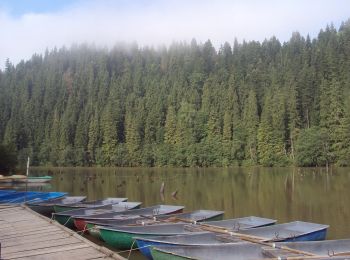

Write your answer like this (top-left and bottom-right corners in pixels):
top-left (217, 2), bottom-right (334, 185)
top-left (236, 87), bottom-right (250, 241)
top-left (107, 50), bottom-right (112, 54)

top-left (1, 0), bottom-right (349, 68)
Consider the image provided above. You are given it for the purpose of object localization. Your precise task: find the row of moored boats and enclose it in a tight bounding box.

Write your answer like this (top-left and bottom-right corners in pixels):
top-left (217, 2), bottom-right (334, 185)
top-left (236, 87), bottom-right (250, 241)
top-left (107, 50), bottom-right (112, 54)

top-left (1, 190), bottom-right (349, 260)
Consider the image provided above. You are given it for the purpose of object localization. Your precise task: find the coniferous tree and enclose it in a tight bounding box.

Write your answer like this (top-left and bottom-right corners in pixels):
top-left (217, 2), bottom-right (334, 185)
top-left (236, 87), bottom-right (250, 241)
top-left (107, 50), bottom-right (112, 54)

top-left (0, 22), bottom-right (349, 167)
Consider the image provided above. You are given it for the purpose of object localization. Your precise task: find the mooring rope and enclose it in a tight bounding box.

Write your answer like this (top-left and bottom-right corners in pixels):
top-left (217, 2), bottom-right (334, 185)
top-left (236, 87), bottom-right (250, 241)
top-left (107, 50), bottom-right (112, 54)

top-left (62, 216), bottom-right (73, 226)
top-left (108, 239), bottom-right (151, 260)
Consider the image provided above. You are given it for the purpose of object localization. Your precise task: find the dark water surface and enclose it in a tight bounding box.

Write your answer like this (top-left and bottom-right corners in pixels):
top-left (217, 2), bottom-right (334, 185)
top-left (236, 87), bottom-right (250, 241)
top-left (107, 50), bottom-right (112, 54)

top-left (27, 167), bottom-right (350, 241)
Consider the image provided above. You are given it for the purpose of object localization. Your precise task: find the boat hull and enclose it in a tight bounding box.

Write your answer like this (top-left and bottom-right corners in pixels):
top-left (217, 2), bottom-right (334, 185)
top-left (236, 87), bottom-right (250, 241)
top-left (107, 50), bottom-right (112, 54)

top-left (54, 214), bottom-right (75, 229)
top-left (74, 218), bottom-right (89, 231)
top-left (282, 228), bottom-right (327, 242)
top-left (138, 239), bottom-right (175, 259)
top-left (100, 228), bottom-right (157, 250)
top-left (137, 221), bottom-right (328, 259)
top-left (13, 176), bottom-right (52, 183)
top-left (0, 178), bottom-right (13, 183)
top-left (151, 239), bottom-right (350, 260)
top-left (87, 223), bottom-right (101, 239)
top-left (28, 204), bottom-right (55, 217)
top-left (151, 247), bottom-right (188, 260)
top-left (74, 204), bottom-right (143, 232)
top-left (77, 208), bottom-right (220, 233)
top-left (54, 205), bottom-right (79, 213)
top-left (0, 191), bottom-right (66, 204)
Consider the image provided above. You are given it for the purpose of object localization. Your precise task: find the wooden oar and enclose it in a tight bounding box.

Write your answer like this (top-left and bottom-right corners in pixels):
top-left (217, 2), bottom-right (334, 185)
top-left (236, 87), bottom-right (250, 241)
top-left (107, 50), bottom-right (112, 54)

top-left (173, 217), bottom-right (318, 257)
top-left (174, 217), bottom-right (267, 240)
top-left (331, 250), bottom-right (350, 256)
top-left (130, 215), bottom-right (197, 226)
top-left (259, 254), bottom-right (350, 260)
top-left (256, 257), bottom-right (313, 260)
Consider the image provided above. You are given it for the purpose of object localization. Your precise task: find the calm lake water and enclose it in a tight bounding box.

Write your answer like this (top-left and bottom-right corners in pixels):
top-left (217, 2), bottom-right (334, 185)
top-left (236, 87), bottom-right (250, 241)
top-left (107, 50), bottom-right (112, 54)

top-left (12, 167), bottom-right (350, 258)
top-left (24, 167), bottom-right (350, 240)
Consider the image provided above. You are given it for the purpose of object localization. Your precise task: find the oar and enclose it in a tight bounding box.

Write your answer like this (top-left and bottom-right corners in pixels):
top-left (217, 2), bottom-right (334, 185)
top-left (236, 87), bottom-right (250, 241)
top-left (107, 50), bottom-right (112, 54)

top-left (173, 217), bottom-right (318, 257)
top-left (330, 250), bottom-right (350, 256)
top-left (274, 252), bottom-right (350, 260)
top-left (130, 215), bottom-right (189, 226)
top-left (174, 217), bottom-right (267, 240)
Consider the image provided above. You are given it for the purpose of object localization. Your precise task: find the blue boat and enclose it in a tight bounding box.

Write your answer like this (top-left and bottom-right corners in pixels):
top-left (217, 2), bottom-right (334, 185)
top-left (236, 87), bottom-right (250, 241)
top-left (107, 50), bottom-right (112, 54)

top-left (0, 191), bottom-right (67, 204)
top-left (136, 221), bottom-right (328, 259)
top-left (0, 190), bottom-right (16, 196)
top-left (0, 191), bottom-right (40, 202)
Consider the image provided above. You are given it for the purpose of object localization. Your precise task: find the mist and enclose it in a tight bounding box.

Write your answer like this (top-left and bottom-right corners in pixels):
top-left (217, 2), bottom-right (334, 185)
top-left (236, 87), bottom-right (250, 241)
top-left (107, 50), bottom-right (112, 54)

top-left (1, 0), bottom-right (349, 68)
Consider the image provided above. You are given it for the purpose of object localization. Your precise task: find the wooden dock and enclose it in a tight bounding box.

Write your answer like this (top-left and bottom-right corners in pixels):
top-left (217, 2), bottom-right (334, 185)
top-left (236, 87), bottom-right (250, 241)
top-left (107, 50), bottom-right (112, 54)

top-left (0, 205), bottom-right (125, 260)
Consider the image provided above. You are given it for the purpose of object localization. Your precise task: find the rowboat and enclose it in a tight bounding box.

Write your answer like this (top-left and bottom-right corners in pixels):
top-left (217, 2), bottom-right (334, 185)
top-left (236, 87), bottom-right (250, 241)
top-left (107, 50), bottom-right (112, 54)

top-left (100, 223), bottom-right (196, 250)
top-left (121, 210), bottom-right (225, 226)
top-left (0, 189), bottom-right (16, 195)
top-left (82, 210), bottom-right (223, 237)
top-left (0, 176), bottom-right (13, 183)
top-left (240, 221), bottom-right (328, 242)
top-left (99, 216), bottom-right (275, 251)
top-left (6, 175), bottom-right (27, 182)
top-left (0, 191), bottom-right (37, 202)
top-left (53, 202), bottom-right (142, 229)
top-left (0, 191), bottom-right (67, 204)
top-left (13, 176), bottom-right (52, 183)
top-left (136, 221), bottom-right (328, 259)
top-left (73, 202), bottom-right (143, 231)
top-left (27, 196), bottom-right (87, 216)
top-left (150, 239), bottom-right (350, 260)
top-left (85, 205), bottom-right (185, 239)
top-left (53, 197), bottom-right (128, 213)
top-left (135, 216), bottom-right (277, 258)
top-left (88, 209), bottom-right (225, 228)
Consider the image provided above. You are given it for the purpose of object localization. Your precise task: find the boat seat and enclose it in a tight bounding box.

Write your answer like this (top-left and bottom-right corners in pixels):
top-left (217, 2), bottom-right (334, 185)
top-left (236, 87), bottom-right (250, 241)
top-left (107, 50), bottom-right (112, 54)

top-left (267, 229), bottom-right (304, 241)
top-left (183, 225), bottom-right (205, 232)
top-left (262, 247), bottom-right (305, 258)
top-left (214, 234), bottom-right (242, 243)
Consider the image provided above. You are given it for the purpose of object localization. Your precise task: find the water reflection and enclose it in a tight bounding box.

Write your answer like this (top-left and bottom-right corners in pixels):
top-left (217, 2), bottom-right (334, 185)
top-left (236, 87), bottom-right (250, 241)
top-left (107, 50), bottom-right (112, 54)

top-left (25, 166), bottom-right (350, 239)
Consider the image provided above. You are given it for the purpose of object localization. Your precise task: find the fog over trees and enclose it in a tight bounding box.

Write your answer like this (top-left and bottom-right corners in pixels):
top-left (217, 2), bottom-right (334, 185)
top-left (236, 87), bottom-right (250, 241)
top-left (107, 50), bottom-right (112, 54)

top-left (1, 21), bottom-right (350, 167)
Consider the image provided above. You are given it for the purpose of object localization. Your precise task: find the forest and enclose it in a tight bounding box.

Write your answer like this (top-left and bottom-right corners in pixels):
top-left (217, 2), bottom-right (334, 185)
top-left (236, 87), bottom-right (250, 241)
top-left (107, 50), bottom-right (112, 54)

top-left (0, 21), bottom-right (349, 168)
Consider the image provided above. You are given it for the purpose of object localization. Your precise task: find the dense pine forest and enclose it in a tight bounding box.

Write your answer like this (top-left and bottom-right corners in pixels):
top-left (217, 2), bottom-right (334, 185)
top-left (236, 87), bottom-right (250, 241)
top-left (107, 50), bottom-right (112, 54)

top-left (1, 22), bottom-right (350, 168)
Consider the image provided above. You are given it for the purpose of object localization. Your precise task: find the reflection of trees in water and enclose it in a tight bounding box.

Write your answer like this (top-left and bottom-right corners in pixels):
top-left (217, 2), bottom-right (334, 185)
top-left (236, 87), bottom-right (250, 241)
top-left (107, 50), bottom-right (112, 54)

top-left (29, 166), bottom-right (350, 239)
top-left (284, 169), bottom-right (295, 217)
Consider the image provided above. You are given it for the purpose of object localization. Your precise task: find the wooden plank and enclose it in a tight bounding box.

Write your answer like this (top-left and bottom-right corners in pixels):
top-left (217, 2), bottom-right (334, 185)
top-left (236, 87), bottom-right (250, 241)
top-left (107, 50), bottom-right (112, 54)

top-left (3, 239), bottom-right (83, 254)
top-left (0, 226), bottom-right (59, 239)
top-left (3, 244), bottom-right (90, 259)
top-left (0, 231), bottom-right (68, 242)
top-left (0, 205), bottom-right (125, 260)
top-left (0, 223), bottom-right (56, 233)
top-left (0, 221), bottom-right (48, 228)
top-left (13, 247), bottom-right (109, 260)
top-left (0, 223), bottom-right (48, 230)
top-left (2, 233), bottom-right (74, 247)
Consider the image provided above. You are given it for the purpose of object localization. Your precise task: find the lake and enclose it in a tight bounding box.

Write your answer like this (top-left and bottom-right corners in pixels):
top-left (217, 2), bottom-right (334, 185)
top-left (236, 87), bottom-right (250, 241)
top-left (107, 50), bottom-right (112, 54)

top-left (25, 166), bottom-right (350, 241)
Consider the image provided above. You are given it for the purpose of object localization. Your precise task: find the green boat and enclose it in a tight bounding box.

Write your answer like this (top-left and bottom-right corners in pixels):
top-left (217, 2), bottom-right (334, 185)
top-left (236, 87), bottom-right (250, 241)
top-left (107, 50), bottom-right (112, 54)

top-left (99, 223), bottom-right (208, 250)
top-left (99, 216), bottom-right (278, 250)
top-left (54, 213), bottom-right (76, 228)
top-left (100, 225), bottom-right (167, 250)
top-left (85, 205), bottom-right (185, 240)
top-left (151, 246), bottom-right (188, 260)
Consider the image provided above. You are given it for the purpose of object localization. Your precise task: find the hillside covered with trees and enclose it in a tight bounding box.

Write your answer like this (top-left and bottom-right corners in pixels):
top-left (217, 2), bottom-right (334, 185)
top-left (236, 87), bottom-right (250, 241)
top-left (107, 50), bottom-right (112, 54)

top-left (1, 22), bottom-right (350, 167)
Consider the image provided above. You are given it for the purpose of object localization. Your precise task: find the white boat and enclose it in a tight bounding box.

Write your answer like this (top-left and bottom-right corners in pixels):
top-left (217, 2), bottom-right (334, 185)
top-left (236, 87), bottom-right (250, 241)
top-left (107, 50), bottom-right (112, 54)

top-left (13, 176), bottom-right (52, 183)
